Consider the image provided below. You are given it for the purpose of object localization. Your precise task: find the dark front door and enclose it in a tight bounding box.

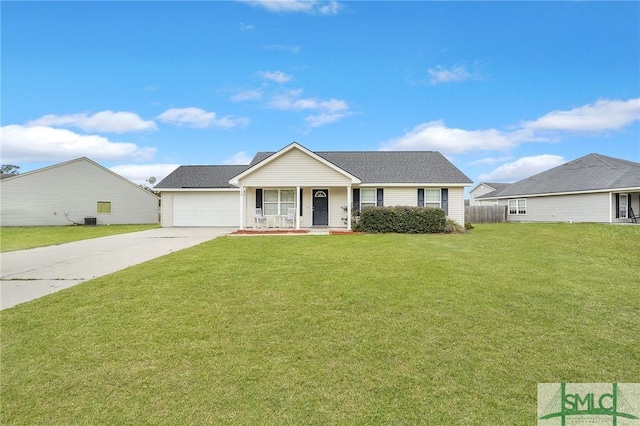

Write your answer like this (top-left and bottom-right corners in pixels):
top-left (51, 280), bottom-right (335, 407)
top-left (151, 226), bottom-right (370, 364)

top-left (312, 189), bottom-right (329, 226)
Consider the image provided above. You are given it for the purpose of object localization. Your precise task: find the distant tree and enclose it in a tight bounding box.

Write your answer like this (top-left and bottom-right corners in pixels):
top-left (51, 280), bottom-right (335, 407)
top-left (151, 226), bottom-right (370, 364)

top-left (139, 184), bottom-right (160, 196)
top-left (1, 165), bottom-right (20, 175)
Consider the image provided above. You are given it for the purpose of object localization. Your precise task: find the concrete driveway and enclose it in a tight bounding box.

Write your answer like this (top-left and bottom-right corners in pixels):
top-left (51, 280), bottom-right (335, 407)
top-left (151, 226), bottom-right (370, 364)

top-left (0, 227), bottom-right (234, 310)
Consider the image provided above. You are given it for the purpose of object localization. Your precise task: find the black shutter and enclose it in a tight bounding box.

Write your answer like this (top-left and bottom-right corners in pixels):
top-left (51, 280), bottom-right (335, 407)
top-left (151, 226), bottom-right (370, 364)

top-left (417, 188), bottom-right (424, 207)
top-left (256, 188), bottom-right (263, 210)
top-left (377, 188), bottom-right (384, 207)
top-left (299, 188), bottom-right (303, 216)
top-left (353, 188), bottom-right (360, 211)
top-left (441, 188), bottom-right (449, 215)
top-left (628, 193), bottom-right (632, 218)
top-left (615, 194), bottom-right (620, 218)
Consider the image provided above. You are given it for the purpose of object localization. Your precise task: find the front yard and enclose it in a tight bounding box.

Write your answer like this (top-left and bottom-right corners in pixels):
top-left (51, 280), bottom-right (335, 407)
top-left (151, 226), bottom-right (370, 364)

top-left (0, 224), bottom-right (159, 252)
top-left (1, 224), bottom-right (638, 424)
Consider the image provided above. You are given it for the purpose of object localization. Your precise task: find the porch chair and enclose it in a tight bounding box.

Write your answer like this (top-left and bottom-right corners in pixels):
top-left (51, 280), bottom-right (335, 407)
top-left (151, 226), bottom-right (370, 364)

top-left (254, 208), bottom-right (268, 228)
top-left (282, 208), bottom-right (296, 228)
top-left (630, 206), bottom-right (639, 224)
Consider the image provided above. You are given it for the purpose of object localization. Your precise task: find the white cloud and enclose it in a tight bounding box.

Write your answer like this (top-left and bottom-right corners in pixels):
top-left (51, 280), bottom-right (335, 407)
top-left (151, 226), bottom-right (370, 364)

top-left (264, 44), bottom-right (301, 54)
top-left (157, 107), bottom-right (249, 129)
top-left (243, 0), bottom-right (341, 15)
top-left (380, 120), bottom-right (517, 154)
top-left (305, 112), bottom-right (350, 128)
top-left (428, 65), bottom-right (473, 84)
top-left (110, 163), bottom-right (181, 187)
top-left (523, 98), bottom-right (640, 133)
top-left (270, 89), bottom-right (348, 113)
top-left (380, 98), bottom-right (639, 156)
top-left (257, 70), bottom-right (293, 83)
top-left (269, 89), bottom-right (350, 128)
top-left (469, 156), bottom-right (512, 166)
top-left (0, 125), bottom-right (155, 163)
top-left (478, 155), bottom-right (565, 182)
top-left (240, 22), bottom-right (255, 31)
top-left (222, 151), bottom-right (252, 165)
top-left (230, 90), bottom-right (263, 102)
top-left (27, 110), bottom-right (157, 133)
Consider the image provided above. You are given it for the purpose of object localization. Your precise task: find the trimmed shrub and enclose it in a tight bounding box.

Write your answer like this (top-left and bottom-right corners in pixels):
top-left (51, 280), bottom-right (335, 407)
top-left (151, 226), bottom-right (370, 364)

top-left (356, 206), bottom-right (447, 234)
top-left (445, 218), bottom-right (467, 234)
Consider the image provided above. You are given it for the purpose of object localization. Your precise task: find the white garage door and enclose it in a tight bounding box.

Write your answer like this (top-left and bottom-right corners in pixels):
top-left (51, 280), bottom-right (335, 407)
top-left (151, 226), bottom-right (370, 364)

top-left (173, 192), bottom-right (239, 226)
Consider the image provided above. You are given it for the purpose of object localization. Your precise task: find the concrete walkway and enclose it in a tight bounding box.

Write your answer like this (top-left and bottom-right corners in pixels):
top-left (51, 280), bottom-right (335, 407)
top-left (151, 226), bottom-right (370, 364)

top-left (0, 227), bottom-right (234, 310)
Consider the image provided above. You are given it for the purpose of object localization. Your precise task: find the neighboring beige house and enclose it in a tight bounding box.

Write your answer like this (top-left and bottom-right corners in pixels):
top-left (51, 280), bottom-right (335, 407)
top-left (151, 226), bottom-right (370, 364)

top-left (0, 157), bottom-right (160, 226)
top-left (469, 182), bottom-right (510, 206)
top-left (156, 142), bottom-right (473, 229)
top-left (476, 153), bottom-right (640, 224)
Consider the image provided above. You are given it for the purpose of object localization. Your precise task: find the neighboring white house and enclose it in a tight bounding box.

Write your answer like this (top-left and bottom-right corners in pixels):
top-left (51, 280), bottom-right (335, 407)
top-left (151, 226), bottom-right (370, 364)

top-left (469, 182), bottom-right (510, 206)
top-left (0, 157), bottom-right (160, 226)
top-left (155, 142), bottom-right (473, 229)
top-left (475, 153), bottom-right (640, 224)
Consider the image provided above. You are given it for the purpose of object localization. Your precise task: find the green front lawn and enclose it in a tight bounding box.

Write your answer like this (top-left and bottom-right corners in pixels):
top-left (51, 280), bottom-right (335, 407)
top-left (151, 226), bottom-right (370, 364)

top-left (0, 224), bottom-right (160, 252)
top-left (2, 224), bottom-right (639, 424)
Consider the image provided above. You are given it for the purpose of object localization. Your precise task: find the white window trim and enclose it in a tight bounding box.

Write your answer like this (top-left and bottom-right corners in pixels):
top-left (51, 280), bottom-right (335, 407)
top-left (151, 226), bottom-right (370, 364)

top-left (425, 188), bottom-right (441, 209)
top-left (619, 194), bottom-right (628, 219)
top-left (263, 189), bottom-right (295, 215)
top-left (508, 199), bottom-right (527, 215)
top-left (360, 188), bottom-right (377, 210)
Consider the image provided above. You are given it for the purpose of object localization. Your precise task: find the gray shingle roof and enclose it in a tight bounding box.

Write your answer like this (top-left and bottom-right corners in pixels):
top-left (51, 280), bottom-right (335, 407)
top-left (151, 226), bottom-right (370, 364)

top-left (158, 148), bottom-right (472, 189)
top-left (155, 165), bottom-right (249, 188)
top-left (479, 153), bottom-right (640, 198)
top-left (251, 151), bottom-right (473, 184)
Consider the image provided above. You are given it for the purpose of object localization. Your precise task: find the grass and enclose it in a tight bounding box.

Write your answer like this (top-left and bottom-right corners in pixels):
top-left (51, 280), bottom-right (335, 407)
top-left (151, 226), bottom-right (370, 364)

top-left (2, 223), bottom-right (639, 424)
top-left (0, 224), bottom-right (160, 252)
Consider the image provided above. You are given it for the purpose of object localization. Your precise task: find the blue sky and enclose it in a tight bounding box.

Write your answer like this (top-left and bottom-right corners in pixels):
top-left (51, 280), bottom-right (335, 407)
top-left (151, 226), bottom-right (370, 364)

top-left (2, 1), bottom-right (639, 190)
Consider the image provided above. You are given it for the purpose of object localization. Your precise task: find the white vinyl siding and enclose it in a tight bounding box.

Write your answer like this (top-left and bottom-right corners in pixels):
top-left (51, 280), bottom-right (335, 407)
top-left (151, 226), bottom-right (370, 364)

top-left (0, 158), bottom-right (159, 227)
top-left (383, 188), bottom-right (416, 206)
top-left (447, 187), bottom-right (465, 224)
top-left (497, 192), bottom-right (612, 223)
top-left (329, 187), bottom-right (347, 228)
top-left (239, 149), bottom-right (352, 187)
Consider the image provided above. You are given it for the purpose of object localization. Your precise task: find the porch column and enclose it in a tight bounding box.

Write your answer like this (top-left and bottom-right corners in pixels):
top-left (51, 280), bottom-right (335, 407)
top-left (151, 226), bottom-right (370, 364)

top-left (347, 185), bottom-right (352, 231)
top-left (296, 186), bottom-right (301, 230)
top-left (239, 186), bottom-right (245, 230)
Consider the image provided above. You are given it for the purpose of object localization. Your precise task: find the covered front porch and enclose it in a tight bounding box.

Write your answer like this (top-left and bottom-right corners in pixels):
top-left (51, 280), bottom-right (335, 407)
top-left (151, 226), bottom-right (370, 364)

top-left (238, 186), bottom-right (354, 230)
top-left (613, 191), bottom-right (640, 223)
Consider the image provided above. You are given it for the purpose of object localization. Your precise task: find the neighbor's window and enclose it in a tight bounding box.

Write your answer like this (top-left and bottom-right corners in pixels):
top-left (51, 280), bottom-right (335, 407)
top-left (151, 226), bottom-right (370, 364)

top-left (360, 188), bottom-right (377, 209)
top-left (263, 189), bottom-right (295, 215)
top-left (425, 188), bottom-right (441, 208)
top-left (618, 194), bottom-right (628, 219)
top-left (508, 199), bottom-right (526, 215)
top-left (97, 201), bottom-right (112, 214)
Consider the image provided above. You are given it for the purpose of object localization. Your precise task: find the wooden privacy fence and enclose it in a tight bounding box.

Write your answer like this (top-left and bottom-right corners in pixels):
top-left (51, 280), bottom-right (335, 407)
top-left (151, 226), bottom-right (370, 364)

top-left (465, 205), bottom-right (507, 223)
